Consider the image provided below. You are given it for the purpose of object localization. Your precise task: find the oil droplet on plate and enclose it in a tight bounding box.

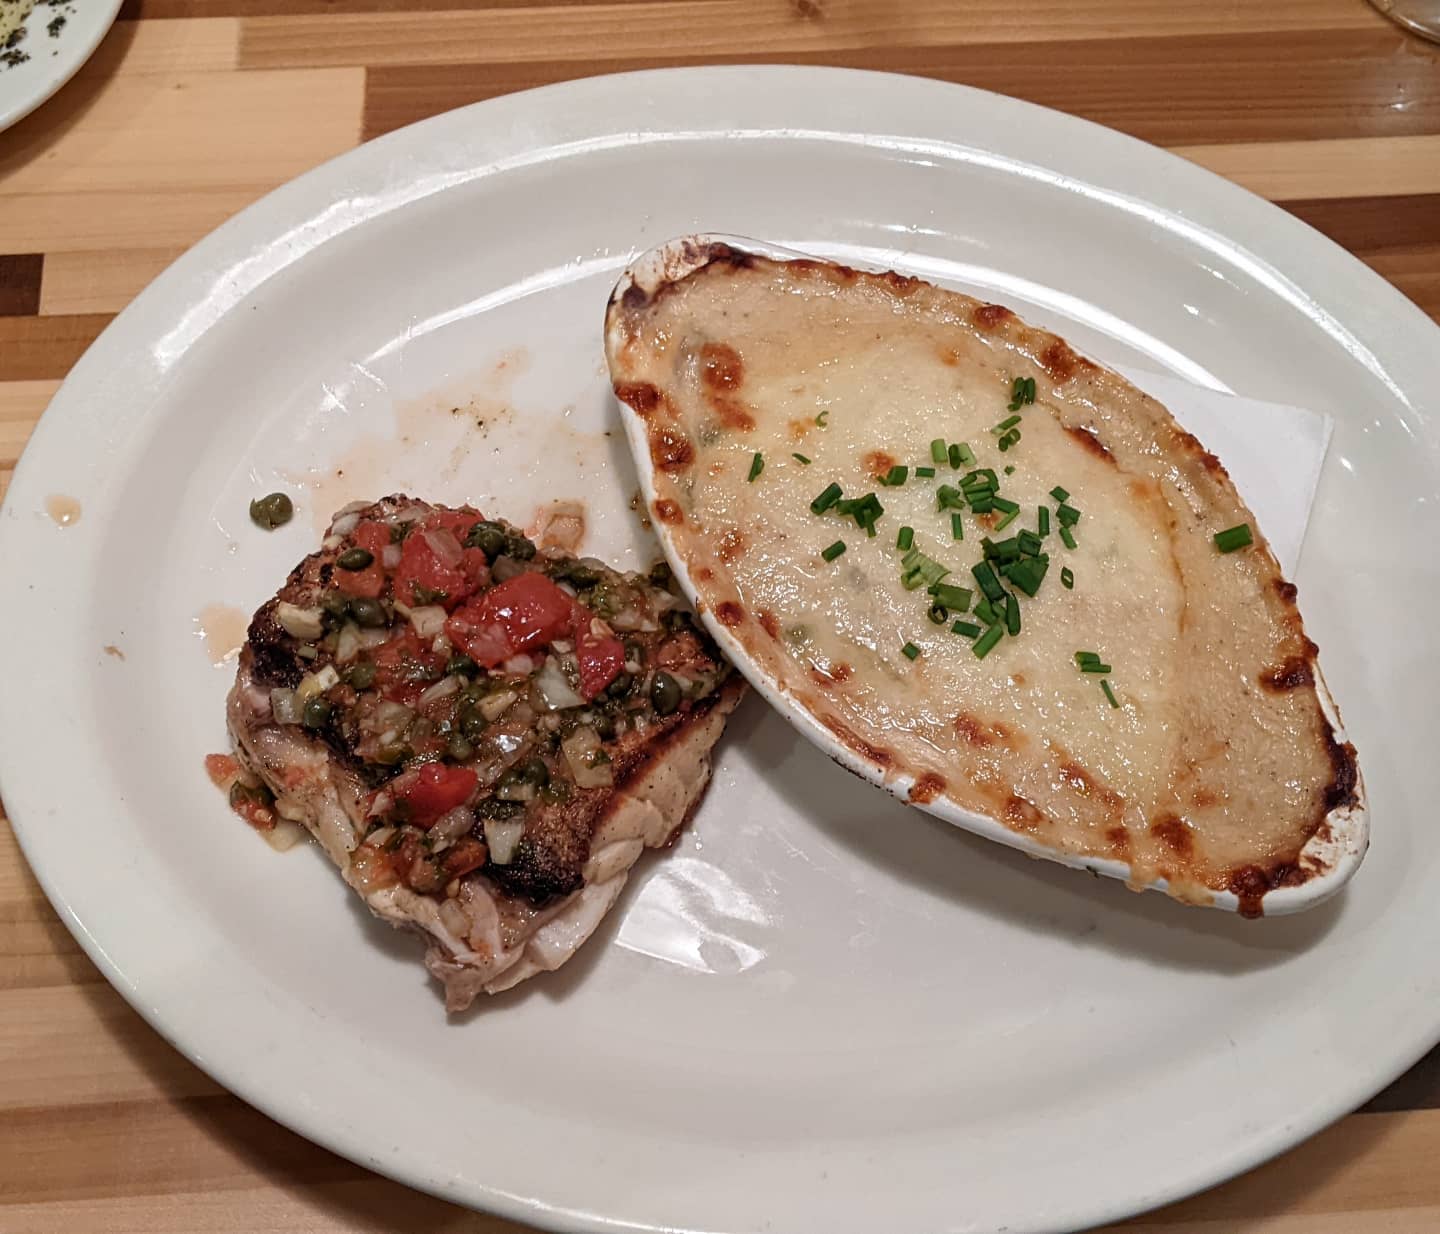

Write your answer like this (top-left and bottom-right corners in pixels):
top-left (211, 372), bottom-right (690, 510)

top-left (45, 495), bottom-right (81, 526)
top-left (195, 603), bottom-right (248, 666)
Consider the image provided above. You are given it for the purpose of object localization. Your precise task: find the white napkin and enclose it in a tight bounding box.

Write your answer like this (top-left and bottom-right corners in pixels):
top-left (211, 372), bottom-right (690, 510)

top-left (1116, 367), bottom-right (1331, 575)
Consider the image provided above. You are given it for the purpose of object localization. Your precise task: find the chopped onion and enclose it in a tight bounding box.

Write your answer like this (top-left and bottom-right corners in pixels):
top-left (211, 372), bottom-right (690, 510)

top-left (422, 528), bottom-right (464, 568)
top-left (491, 556), bottom-right (526, 583)
top-left (408, 605), bottom-right (447, 638)
top-left (562, 726), bottom-right (614, 788)
top-left (610, 606), bottom-right (659, 633)
top-left (264, 820), bottom-right (308, 852)
top-left (484, 817), bottom-right (525, 865)
top-left (431, 805), bottom-right (475, 843)
top-left (358, 627), bottom-right (392, 650)
top-left (501, 653), bottom-right (536, 676)
top-left (269, 688), bottom-right (300, 725)
top-left (276, 602), bottom-right (324, 640)
top-left (382, 543), bottom-right (402, 569)
top-left (335, 622), bottom-right (362, 664)
top-left (535, 659), bottom-right (584, 710)
top-left (418, 674), bottom-right (462, 708)
top-left (330, 510), bottom-right (363, 538)
top-left (478, 690), bottom-right (518, 722)
top-left (313, 664), bottom-right (340, 691)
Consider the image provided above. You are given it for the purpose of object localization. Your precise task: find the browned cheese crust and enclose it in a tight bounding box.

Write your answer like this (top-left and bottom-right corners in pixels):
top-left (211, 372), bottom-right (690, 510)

top-left (606, 244), bottom-right (1359, 910)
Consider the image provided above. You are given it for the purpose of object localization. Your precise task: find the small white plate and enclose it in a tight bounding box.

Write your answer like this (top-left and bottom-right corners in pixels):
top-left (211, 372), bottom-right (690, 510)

top-left (2, 68), bottom-right (1439, 1234)
top-left (0, 0), bottom-right (121, 133)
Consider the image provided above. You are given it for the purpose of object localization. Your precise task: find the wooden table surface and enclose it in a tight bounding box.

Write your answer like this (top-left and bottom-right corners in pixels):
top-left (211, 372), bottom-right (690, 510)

top-left (3, 2), bottom-right (1439, 1230)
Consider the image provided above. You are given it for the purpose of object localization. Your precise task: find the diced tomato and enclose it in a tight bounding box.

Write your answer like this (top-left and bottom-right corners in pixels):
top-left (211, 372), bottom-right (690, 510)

top-left (446, 572), bottom-right (575, 667)
top-left (393, 762), bottom-right (478, 827)
top-left (428, 507), bottom-right (483, 542)
top-left (655, 630), bottom-right (704, 671)
top-left (574, 611), bottom-right (625, 699)
top-left (204, 753), bottom-right (240, 790)
top-left (372, 629), bottom-right (448, 703)
top-left (394, 528), bottom-right (478, 609)
top-left (336, 521), bottom-right (390, 598)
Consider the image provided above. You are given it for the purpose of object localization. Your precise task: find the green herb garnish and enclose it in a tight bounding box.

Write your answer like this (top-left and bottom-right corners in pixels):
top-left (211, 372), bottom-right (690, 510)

top-left (821, 540), bottom-right (846, 562)
top-left (901, 642), bottom-right (921, 661)
top-left (973, 623), bottom-right (1005, 659)
top-left (747, 453), bottom-right (764, 483)
top-left (1214, 523), bottom-right (1253, 553)
top-left (811, 483), bottom-right (843, 514)
top-left (792, 452), bottom-right (811, 465)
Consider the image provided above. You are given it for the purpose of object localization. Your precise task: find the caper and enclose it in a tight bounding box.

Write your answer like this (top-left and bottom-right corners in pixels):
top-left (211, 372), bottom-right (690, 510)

top-left (508, 534), bottom-right (537, 561)
top-left (460, 708), bottom-right (488, 741)
top-left (624, 642), bottom-right (644, 665)
top-left (301, 696), bottom-right (333, 729)
top-left (927, 603), bottom-right (948, 625)
top-left (605, 671), bottom-right (633, 699)
top-left (522, 756), bottom-right (550, 787)
top-left (446, 653), bottom-right (477, 677)
top-left (650, 671), bottom-right (682, 716)
top-left (374, 741), bottom-right (408, 765)
top-left (647, 560), bottom-right (672, 587)
top-left (477, 796), bottom-right (525, 821)
top-left (554, 560), bottom-right (601, 588)
top-left (320, 591), bottom-right (351, 619)
top-left (593, 713), bottom-right (617, 740)
top-left (412, 583), bottom-right (448, 605)
top-left (342, 661), bottom-right (377, 690)
top-left (464, 520), bottom-right (509, 560)
top-left (337, 547), bottom-right (374, 571)
top-left (349, 597), bottom-right (387, 628)
top-left (249, 491), bottom-right (294, 530)
top-left (446, 733), bottom-right (475, 762)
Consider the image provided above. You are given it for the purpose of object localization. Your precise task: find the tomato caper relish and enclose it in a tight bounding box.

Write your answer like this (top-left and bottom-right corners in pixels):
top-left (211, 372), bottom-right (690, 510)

top-left (245, 496), bottom-right (733, 902)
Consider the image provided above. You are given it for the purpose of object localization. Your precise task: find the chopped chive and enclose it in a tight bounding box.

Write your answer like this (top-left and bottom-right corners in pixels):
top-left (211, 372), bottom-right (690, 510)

top-left (995, 508), bottom-right (1020, 531)
top-left (881, 464), bottom-right (909, 486)
top-left (1061, 566), bottom-right (1074, 589)
top-left (973, 622), bottom-right (1005, 659)
top-left (1007, 555), bottom-right (1050, 597)
top-left (948, 442), bottom-right (963, 469)
top-left (811, 482), bottom-right (842, 514)
top-left (974, 598), bottom-right (997, 625)
top-left (937, 484), bottom-right (966, 512)
top-left (1057, 503), bottom-right (1081, 527)
top-left (816, 410), bottom-right (830, 426)
top-left (747, 453), bottom-right (764, 482)
top-left (1059, 526), bottom-right (1078, 551)
top-left (951, 512), bottom-right (965, 541)
top-left (1101, 679), bottom-right (1120, 709)
top-left (951, 619), bottom-right (982, 638)
top-left (1024, 377), bottom-right (1036, 403)
top-left (991, 496), bottom-right (1020, 515)
top-left (983, 536), bottom-right (1021, 563)
top-left (972, 560), bottom-right (1005, 603)
top-left (1214, 523), bottom-right (1254, 553)
top-left (792, 452), bottom-right (811, 465)
top-left (1005, 593), bottom-right (1021, 635)
top-left (998, 429), bottom-right (1021, 451)
top-left (915, 465), bottom-right (936, 478)
top-left (1017, 529), bottom-right (1042, 557)
top-left (821, 540), bottom-right (846, 562)
top-left (930, 583), bottom-right (973, 611)
top-left (901, 641), bottom-right (921, 661)
top-left (1049, 485), bottom-right (1070, 503)
top-left (897, 525), bottom-right (914, 551)
top-left (927, 603), bottom-right (949, 625)
top-left (1075, 650), bottom-right (1101, 665)
top-left (993, 415), bottom-right (1022, 434)
top-left (931, 438), bottom-right (948, 463)
top-left (956, 442), bottom-right (976, 466)
top-left (1004, 465), bottom-right (1015, 475)
top-left (1037, 506), bottom-right (1050, 536)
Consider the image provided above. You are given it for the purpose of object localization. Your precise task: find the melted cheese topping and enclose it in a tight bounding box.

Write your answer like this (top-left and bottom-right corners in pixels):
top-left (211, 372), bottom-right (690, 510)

top-left (608, 251), bottom-right (1356, 898)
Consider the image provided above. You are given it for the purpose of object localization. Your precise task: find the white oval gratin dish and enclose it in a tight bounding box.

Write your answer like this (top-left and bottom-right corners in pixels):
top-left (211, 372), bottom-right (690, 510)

top-left (607, 233), bottom-right (1369, 916)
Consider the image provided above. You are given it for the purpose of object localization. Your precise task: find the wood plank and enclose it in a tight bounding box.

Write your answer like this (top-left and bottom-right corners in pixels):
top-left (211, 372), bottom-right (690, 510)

top-left (1173, 135), bottom-right (1440, 201)
top-left (0, 315), bottom-right (112, 382)
top-left (0, 380), bottom-right (57, 471)
top-left (240, 0), bottom-right (1388, 71)
top-left (74, 16), bottom-right (240, 77)
top-left (363, 28), bottom-right (1440, 146)
top-left (129, 0), bottom-right (677, 13)
top-left (39, 248), bottom-right (184, 316)
top-left (0, 68), bottom-right (365, 254)
top-left (0, 254), bottom-right (43, 316)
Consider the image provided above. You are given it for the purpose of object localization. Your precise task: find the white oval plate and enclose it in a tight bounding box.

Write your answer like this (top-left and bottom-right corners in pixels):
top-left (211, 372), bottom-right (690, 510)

top-left (0, 0), bottom-right (121, 133)
top-left (2, 68), bottom-right (1438, 1234)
